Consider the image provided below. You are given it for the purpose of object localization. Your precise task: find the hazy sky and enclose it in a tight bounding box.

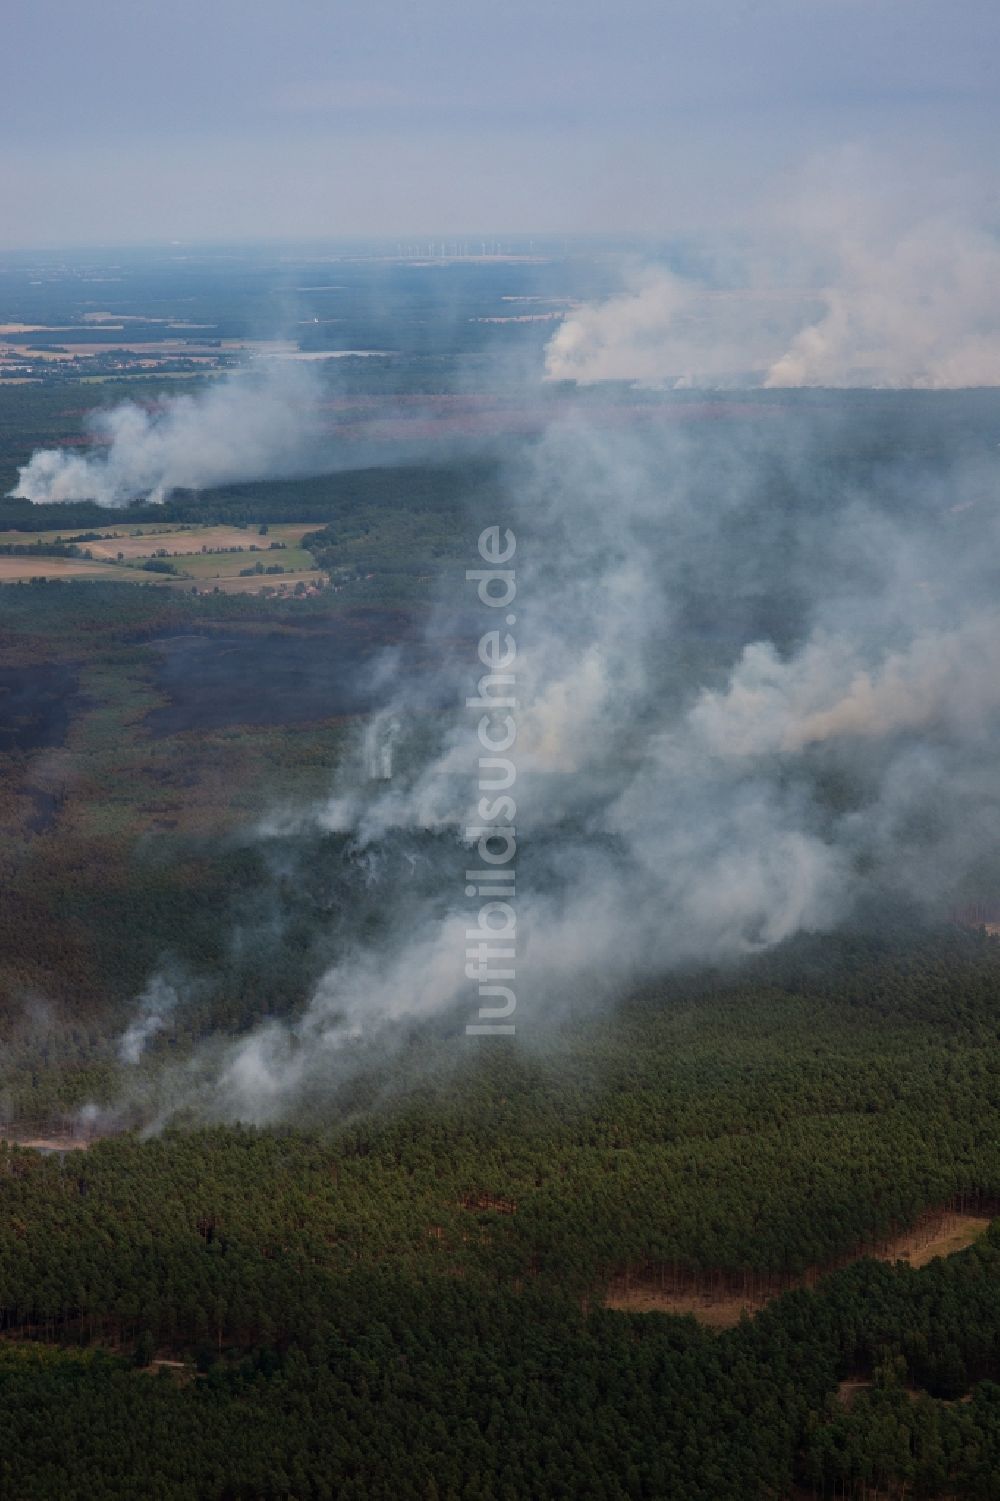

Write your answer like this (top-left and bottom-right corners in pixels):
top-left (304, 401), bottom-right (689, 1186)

top-left (4, 0), bottom-right (997, 248)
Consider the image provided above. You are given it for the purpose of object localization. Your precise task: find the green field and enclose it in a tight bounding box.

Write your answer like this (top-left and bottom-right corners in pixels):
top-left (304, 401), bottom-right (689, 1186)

top-left (178, 544), bottom-right (317, 578)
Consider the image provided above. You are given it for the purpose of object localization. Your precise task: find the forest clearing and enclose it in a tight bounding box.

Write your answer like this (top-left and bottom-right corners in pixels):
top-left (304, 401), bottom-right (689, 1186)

top-left (604, 1210), bottom-right (993, 1325)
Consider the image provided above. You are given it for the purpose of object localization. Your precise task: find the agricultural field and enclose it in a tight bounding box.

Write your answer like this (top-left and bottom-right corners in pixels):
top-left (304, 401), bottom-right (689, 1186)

top-left (0, 521), bottom-right (180, 546)
top-left (0, 556), bottom-right (152, 583)
top-left (178, 544), bottom-right (316, 577)
top-left (78, 522), bottom-right (317, 560)
top-left (185, 567), bottom-right (327, 595)
top-left (0, 520), bottom-right (326, 591)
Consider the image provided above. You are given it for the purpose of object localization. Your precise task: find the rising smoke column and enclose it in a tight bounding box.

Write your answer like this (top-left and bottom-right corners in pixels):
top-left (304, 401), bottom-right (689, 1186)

top-left (117, 971), bottom-right (181, 1065)
top-left (11, 364), bottom-right (323, 506)
top-left (764, 210), bottom-right (1000, 388)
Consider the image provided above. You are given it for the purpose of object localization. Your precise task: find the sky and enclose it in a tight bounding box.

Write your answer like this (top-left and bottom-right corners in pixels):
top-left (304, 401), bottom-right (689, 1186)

top-left (3, 0), bottom-right (998, 248)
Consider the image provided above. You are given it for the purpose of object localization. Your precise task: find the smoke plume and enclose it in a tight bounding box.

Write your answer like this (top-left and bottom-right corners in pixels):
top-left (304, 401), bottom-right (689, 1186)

top-left (11, 364), bottom-right (323, 506)
top-left (544, 267), bottom-right (804, 386)
top-left (766, 212), bottom-right (1000, 389)
top-left (120, 377), bottom-right (1000, 1126)
top-left (546, 167), bottom-right (1000, 389)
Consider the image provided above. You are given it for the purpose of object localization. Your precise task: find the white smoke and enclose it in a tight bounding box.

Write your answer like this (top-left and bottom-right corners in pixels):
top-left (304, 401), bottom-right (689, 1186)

top-left (244, 410), bottom-right (1000, 1106)
top-left (545, 166), bottom-right (1000, 390)
top-left (122, 402), bottom-right (1000, 1123)
top-left (77, 181), bottom-right (1000, 1126)
top-left (117, 970), bottom-right (183, 1065)
top-left (11, 364), bottom-right (323, 507)
top-left (545, 268), bottom-right (700, 385)
top-left (766, 212), bottom-right (1000, 389)
top-left (688, 614), bottom-right (1000, 759)
top-left (364, 710), bottom-right (402, 782)
top-left (543, 267), bottom-right (802, 386)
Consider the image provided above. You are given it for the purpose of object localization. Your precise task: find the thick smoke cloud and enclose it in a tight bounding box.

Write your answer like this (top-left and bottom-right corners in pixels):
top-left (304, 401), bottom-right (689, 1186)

top-left (689, 614), bottom-right (1000, 756)
top-left (546, 169), bottom-right (1000, 389)
top-left (11, 364), bottom-right (323, 506)
top-left (116, 376), bottom-right (1000, 1126)
top-left (766, 212), bottom-right (1000, 389)
top-left (544, 268), bottom-right (804, 387)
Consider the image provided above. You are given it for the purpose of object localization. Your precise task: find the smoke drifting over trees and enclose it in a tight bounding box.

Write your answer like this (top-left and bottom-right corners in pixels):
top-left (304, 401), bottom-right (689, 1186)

top-left (11, 365), bottom-right (323, 506)
top-left (108, 372), bottom-right (1000, 1125)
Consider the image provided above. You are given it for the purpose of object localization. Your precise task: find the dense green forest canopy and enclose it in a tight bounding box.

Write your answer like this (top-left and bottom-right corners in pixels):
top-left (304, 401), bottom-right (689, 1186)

top-left (4, 929), bottom-right (1000, 1496)
top-left (6, 961), bottom-right (1000, 1501)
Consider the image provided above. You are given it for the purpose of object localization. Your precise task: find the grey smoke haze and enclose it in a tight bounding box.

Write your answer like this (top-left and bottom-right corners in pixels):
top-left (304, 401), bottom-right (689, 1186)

top-left (113, 372), bottom-right (1000, 1127)
top-left (546, 175), bottom-right (1000, 388)
top-left (11, 365), bottom-right (324, 507)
